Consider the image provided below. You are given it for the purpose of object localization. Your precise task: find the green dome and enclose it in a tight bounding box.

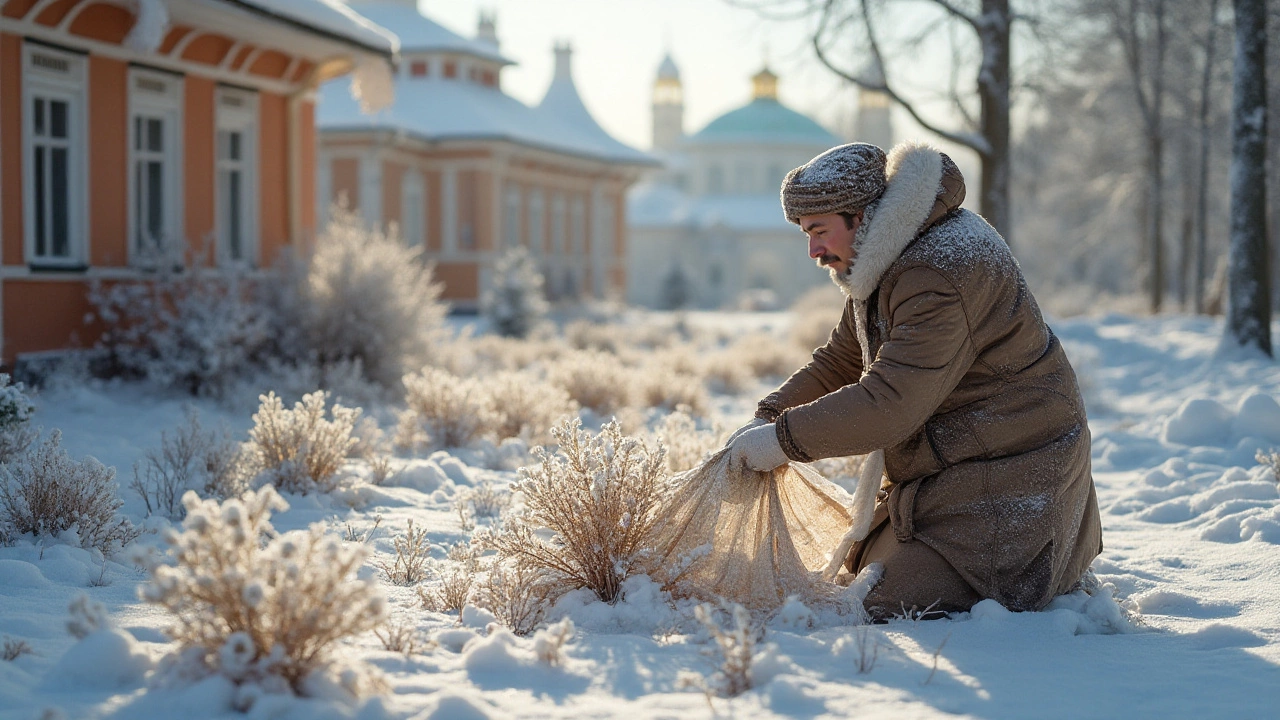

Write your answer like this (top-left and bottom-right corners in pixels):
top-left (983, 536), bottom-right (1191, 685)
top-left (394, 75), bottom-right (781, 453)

top-left (691, 98), bottom-right (839, 146)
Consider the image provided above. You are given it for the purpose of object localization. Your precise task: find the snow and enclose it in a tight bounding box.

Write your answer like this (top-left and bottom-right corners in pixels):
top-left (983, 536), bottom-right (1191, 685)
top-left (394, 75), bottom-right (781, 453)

top-left (628, 183), bottom-right (795, 231)
top-left (240, 0), bottom-right (398, 55)
top-left (123, 0), bottom-right (169, 53)
top-left (342, 1), bottom-right (510, 64)
top-left (3, 312), bottom-right (1280, 718)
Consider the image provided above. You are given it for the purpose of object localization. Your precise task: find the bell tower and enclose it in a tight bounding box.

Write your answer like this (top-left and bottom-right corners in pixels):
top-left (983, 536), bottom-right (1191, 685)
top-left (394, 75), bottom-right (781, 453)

top-left (652, 52), bottom-right (684, 152)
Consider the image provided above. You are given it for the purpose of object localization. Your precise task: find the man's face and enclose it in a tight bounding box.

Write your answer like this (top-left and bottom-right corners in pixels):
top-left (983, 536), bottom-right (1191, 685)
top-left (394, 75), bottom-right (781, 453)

top-left (800, 212), bottom-right (862, 275)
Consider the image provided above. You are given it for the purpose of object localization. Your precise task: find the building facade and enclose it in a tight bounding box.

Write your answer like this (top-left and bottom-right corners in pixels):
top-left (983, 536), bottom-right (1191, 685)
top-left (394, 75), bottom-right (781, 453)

top-left (0, 0), bottom-right (394, 367)
top-left (316, 0), bottom-right (655, 310)
top-left (628, 60), bottom-right (857, 310)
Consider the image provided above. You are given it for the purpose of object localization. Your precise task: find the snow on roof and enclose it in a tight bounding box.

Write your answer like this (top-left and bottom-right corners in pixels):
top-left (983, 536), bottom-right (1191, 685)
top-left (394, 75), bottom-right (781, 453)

top-left (629, 182), bottom-right (791, 231)
top-left (317, 72), bottom-right (655, 165)
top-left (342, 0), bottom-right (511, 64)
top-left (535, 44), bottom-right (653, 166)
top-left (657, 53), bottom-right (680, 81)
top-left (691, 97), bottom-right (840, 146)
top-left (234, 0), bottom-right (398, 55)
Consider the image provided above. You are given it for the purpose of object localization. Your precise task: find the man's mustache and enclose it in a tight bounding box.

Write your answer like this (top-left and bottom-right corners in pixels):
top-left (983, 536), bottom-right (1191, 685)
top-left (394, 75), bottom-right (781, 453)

top-left (817, 253), bottom-right (842, 266)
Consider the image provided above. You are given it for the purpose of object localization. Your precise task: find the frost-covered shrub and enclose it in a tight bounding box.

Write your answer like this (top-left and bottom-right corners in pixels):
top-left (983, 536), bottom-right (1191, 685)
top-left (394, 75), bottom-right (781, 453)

top-left (532, 618), bottom-right (574, 666)
top-left (417, 542), bottom-right (478, 618)
top-left (788, 285), bottom-right (845, 351)
top-left (563, 319), bottom-right (626, 354)
top-left (374, 619), bottom-right (423, 655)
top-left (293, 207), bottom-right (446, 387)
top-left (1255, 448), bottom-right (1279, 482)
top-left (548, 350), bottom-right (633, 416)
top-left (245, 392), bottom-right (359, 494)
top-left (475, 560), bottom-right (556, 636)
top-left (653, 411), bottom-right (725, 474)
top-left (0, 373), bottom-right (37, 465)
top-left (483, 246), bottom-right (548, 339)
top-left (701, 355), bottom-right (753, 395)
top-left (635, 366), bottom-right (709, 416)
top-left (730, 332), bottom-right (806, 380)
top-left (139, 487), bottom-right (387, 700)
top-left (481, 419), bottom-right (667, 604)
top-left (397, 367), bottom-right (493, 450)
top-left (691, 601), bottom-right (763, 698)
top-left (376, 519), bottom-right (430, 586)
top-left (130, 410), bottom-right (250, 517)
top-left (2, 636), bottom-right (33, 661)
top-left (67, 593), bottom-right (109, 639)
top-left (456, 478), bottom-right (510, 521)
top-left (0, 431), bottom-right (138, 553)
top-left (483, 370), bottom-right (577, 444)
top-left (89, 264), bottom-right (277, 397)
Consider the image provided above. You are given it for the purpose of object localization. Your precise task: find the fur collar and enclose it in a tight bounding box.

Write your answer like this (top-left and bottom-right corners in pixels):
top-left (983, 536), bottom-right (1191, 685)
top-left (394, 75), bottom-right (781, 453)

top-left (829, 142), bottom-right (945, 301)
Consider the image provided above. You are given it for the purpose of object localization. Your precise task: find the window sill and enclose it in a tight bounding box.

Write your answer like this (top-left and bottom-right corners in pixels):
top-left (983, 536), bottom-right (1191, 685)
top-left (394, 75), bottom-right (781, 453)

top-left (27, 263), bottom-right (89, 274)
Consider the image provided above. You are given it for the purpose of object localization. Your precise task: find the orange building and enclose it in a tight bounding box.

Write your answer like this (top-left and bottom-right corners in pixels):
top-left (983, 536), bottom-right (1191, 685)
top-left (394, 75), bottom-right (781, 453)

top-left (316, 0), bottom-right (655, 310)
top-left (0, 0), bottom-right (396, 368)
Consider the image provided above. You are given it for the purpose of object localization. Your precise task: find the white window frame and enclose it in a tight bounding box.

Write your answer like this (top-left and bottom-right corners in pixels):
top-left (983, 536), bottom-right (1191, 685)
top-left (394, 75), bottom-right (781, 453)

top-left (22, 43), bottom-right (88, 268)
top-left (128, 66), bottom-right (184, 266)
top-left (215, 86), bottom-right (259, 267)
top-left (401, 169), bottom-right (425, 247)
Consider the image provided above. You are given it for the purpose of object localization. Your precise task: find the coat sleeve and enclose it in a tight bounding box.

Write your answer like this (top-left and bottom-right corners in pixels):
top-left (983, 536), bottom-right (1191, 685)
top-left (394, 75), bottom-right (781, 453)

top-left (775, 267), bottom-right (977, 462)
top-left (756, 298), bottom-right (865, 421)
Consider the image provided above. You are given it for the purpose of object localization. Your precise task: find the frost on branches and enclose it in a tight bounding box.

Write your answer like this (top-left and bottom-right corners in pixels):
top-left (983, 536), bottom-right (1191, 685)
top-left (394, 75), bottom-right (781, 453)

top-left (246, 391), bottom-right (359, 495)
top-left (483, 246), bottom-right (549, 339)
top-left (0, 373), bottom-right (37, 464)
top-left (0, 430), bottom-right (138, 553)
top-left (138, 487), bottom-right (388, 707)
top-left (480, 418), bottom-right (668, 605)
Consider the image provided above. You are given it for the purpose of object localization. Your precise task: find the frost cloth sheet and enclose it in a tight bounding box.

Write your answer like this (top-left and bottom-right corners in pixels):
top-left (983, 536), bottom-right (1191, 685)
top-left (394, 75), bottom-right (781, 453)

top-left (650, 449), bottom-right (855, 610)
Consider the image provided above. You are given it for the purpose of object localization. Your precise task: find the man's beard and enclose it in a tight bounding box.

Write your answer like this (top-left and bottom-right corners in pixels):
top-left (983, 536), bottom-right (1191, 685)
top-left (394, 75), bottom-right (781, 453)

top-left (828, 263), bottom-right (854, 296)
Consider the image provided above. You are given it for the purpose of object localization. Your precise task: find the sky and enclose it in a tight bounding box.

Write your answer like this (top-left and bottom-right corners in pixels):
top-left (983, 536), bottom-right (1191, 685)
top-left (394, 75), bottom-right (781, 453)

top-left (419, 0), bottom-right (876, 151)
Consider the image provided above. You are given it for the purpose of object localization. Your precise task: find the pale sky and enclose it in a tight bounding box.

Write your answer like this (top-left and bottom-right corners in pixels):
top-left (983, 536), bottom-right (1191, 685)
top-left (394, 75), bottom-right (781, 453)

top-left (420, 0), bottom-right (873, 151)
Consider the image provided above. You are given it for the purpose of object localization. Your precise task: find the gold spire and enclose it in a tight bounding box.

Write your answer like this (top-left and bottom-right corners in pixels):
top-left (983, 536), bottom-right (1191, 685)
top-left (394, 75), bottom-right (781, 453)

top-left (752, 66), bottom-right (778, 100)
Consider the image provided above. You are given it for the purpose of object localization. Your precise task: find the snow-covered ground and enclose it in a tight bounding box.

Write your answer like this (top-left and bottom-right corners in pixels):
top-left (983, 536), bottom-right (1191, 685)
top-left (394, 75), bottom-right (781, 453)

top-left (3, 312), bottom-right (1280, 719)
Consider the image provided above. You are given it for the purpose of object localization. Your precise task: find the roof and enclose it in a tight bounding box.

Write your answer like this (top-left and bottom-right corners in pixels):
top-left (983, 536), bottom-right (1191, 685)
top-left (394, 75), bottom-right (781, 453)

top-left (317, 73), bottom-right (655, 166)
top-left (690, 97), bottom-right (840, 146)
top-left (629, 182), bottom-right (793, 231)
top-left (534, 45), bottom-right (653, 165)
top-left (342, 0), bottom-right (511, 64)
top-left (230, 0), bottom-right (398, 56)
top-left (657, 53), bottom-right (680, 81)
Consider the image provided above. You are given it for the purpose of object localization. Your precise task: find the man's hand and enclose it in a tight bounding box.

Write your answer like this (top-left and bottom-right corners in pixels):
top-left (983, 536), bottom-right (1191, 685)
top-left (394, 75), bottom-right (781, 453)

top-left (724, 417), bottom-right (768, 446)
top-left (728, 423), bottom-right (788, 472)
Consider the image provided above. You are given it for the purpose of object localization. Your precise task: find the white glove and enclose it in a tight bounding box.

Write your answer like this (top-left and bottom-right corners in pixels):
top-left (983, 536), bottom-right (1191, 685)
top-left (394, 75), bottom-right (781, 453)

top-left (724, 417), bottom-right (768, 446)
top-left (728, 423), bottom-right (789, 472)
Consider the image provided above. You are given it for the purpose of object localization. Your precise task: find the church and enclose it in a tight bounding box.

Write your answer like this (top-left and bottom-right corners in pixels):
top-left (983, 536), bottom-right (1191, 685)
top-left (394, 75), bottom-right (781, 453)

top-left (627, 55), bottom-right (892, 310)
top-left (315, 0), bottom-right (655, 309)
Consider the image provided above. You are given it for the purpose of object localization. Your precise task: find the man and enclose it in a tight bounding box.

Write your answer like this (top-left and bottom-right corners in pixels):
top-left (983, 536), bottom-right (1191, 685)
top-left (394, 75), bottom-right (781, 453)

top-left (727, 141), bottom-right (1102, 620)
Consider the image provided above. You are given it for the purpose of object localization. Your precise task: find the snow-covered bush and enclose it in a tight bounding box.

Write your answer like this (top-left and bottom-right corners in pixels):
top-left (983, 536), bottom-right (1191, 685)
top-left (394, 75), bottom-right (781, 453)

top-left (729, 332), bottom-right (806, 380)
top-left (1257, 448), bottom-right (1279, 483)
top-left (67, 593), bottom-right (109, 639)
top-left (0, 373), bottom-right (37, 464)
top-left (653, 411), bottom-right (725, 473)
top-left (480, 418), bottom-right (667, 604)
top-left (787, 285), bottom-right (845, 351)
top-left (475, 560), bottom-right (556, 636)
top-left (483, 370), bottom-right (577, 444)
top-left (130, 410), bottom-right (250, 517)
top-left (483, 246), bottom-right (548, 339)
top-left (690, 601), bottom-right (763, 698)
top-left (89, 263), bottom-right (277, 397)
top-left (532, 618), bottom-right (574, 666)
top-left (2, 636), bottom-right (32, 661)
top-left (293, 207), bottom-right (446, 387)
top-left (376, 519), bottom-right (430, 586)
top-left (635, 366), bottom-right (709, 416)
top-left (701, 356), bottom-right (753, 395)
top-left (245, 392), bottom-right (359, 494)
top-left (417, 542), bottom-right (477, 618)
top-left (397, 367), bottom-right (493, 450)
top-left (456, 478), bottom-right (510, 522)
top-left (563, 318), bottom-right (626, 354)
top-left (139, 487), bottom-right (387, 702)
top-left (548, 350), bottom-right (633, 416)
top-left (0, 431), bottom-right (138, 553)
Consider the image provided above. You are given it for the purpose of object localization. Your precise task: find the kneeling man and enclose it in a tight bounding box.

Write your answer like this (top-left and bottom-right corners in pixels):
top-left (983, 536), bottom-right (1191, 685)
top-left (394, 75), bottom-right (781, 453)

top-left (728, 142), bottom-right (1102, 620)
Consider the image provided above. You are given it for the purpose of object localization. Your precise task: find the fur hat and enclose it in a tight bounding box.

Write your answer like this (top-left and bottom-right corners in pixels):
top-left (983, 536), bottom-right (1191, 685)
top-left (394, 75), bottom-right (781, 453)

top-left (780, 143), bottom-right (888, 225)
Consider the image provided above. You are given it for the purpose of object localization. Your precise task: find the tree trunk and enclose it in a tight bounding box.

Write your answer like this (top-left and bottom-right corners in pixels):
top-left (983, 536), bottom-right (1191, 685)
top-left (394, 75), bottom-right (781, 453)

top-left (1195, 0), bottom-right (1221, 315)
top-left (1178, 139), bottom-right (1194, 310)
top-left (977, 0), bottom-right (1012, 245)
top-left (1225, 0), bottom-right (1271, 356)
top-left (1148, 130), bottom-right (1165, 313)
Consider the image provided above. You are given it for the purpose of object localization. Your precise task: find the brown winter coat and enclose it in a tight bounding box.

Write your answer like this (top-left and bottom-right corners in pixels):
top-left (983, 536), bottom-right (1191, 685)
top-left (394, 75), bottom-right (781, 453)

top-left (758, 143), bottom-right (1102, 612)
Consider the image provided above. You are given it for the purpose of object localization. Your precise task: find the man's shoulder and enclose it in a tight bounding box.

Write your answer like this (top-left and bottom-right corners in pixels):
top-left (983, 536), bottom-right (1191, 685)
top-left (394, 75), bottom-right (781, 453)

top-left (892, 210), bottom-right (1017, 280)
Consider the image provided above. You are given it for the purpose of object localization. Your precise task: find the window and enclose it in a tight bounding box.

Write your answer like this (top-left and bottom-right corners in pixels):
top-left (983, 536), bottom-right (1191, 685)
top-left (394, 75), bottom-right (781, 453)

top-left (528, 190), bottom-right (544, 256)
top-left (401, 170), bottom-right (424, 247)
top-left (551, 194), bottom-right (566, 255)
top-left (504, 185), bottom-right (521, 249)
top-left (410, 60), bottom-right (428, 77)
top-left (129, 68), bottom-right (183, 263)
top-left (570, 196), bottom-right (585, 255)
top-left (707, 164), bottom-right (724, 194)
top-left (215, 88), bottom-right (257, 265)
top-left (23, 44), bottom-right (86, 267)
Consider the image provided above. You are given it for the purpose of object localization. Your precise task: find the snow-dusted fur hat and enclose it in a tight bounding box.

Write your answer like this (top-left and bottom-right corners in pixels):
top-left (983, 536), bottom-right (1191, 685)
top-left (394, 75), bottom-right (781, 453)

top-left (780, 143), bottom-right (888, 224)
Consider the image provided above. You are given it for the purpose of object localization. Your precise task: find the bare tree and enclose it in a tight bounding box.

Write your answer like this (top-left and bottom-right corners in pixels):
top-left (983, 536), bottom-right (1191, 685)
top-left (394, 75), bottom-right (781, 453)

top-left (1225, 0), bottom-right (1271, 355)
top-left (1195, 0), bottom-right (1224, 314)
